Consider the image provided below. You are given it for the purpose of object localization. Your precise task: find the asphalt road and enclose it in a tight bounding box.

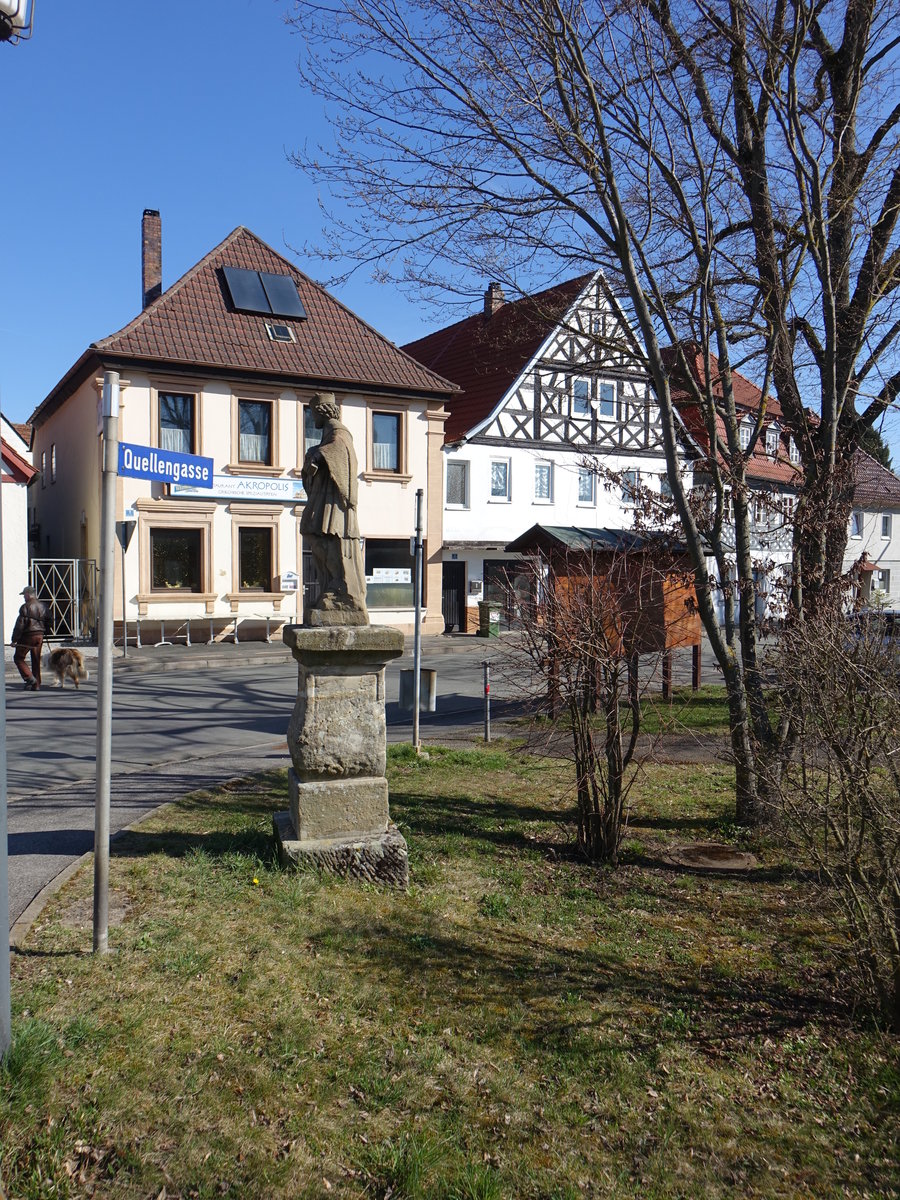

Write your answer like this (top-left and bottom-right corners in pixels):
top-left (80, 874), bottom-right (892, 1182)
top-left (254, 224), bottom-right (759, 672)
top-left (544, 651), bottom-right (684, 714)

top-left (5, 634), bottom-right (718, 929)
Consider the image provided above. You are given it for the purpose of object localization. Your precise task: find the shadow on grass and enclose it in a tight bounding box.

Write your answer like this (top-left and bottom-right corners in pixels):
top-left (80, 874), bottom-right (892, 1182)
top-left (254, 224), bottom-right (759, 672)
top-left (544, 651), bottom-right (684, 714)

top-left (111, 827), bottom-right (277, 866)
top-left (307, 911), bottom-right (849, 1049)
top-left (392, 788), bottom-right (575, 857)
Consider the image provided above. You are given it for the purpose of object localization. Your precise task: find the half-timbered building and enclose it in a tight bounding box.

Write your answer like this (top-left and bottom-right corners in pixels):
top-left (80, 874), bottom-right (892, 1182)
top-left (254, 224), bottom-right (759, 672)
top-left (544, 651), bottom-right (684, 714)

top-left (403, 275), bottom-right (686, 631)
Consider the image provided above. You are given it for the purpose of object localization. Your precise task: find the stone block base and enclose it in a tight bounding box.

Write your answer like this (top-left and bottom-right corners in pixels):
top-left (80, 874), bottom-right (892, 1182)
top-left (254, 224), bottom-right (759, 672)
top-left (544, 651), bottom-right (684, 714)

top-left (289, 769), bottom-right (388, 841)
top-left (273, 811), bottom-right (409, 889)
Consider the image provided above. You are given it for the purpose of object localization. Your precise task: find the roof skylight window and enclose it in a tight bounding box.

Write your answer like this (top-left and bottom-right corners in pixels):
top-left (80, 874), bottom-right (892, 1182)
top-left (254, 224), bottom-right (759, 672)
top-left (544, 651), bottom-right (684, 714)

top-left (266, 322), bottom-right (296, 343)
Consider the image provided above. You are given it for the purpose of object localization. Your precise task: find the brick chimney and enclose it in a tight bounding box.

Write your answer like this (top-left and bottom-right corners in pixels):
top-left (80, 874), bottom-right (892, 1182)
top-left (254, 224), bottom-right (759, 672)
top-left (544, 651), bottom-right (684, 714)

top-left (141, 209), bottom-right (162, 309)
top-left (484, 281), bottom-right (505, 318)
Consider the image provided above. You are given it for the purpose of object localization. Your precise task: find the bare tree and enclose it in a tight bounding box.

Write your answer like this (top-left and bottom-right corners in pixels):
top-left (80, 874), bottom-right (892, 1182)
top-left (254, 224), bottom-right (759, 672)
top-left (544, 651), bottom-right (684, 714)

top-left (288, 0), bottom-right (900, 824)
top-left (774, 606), bottom-right (900, 1031)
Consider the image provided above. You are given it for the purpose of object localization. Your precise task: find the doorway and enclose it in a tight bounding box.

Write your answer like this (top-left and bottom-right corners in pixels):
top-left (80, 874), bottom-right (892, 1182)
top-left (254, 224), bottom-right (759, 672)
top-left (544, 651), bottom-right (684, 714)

top-left (442, 561), bottom-right (466, 632)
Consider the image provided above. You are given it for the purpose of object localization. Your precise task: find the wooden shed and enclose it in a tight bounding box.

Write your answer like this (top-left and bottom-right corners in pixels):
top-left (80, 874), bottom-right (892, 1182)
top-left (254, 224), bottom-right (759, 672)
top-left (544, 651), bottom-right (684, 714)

top-left (504, 524), bottom-right (703, 694)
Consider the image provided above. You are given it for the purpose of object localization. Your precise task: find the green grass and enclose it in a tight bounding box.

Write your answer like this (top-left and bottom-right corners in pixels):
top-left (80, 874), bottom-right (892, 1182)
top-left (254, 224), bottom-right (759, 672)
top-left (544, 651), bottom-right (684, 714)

top-left (1, 749), bottom-right (897, 1199)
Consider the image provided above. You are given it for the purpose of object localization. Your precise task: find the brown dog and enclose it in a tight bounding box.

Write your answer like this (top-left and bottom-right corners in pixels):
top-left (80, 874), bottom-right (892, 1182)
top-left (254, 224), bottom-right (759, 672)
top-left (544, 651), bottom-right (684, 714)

top-left (47, 647), bottom-right (89, 689)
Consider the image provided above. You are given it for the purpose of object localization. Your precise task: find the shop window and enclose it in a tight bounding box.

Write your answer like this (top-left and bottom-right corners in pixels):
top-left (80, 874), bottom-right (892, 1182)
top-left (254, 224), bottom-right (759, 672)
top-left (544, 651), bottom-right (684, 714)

top-left (150, 528), bottom-right (203, 592)
top-left (159, 392), bottom-right (195, 454)
top-left (446, 460), bottom-right (469, 507)
top-left (239, 527), bottom-right (273, 591)
top-left (365, 538), bottom-right (414, 607)
top-left (372, 412), bottom-right (401, 471)
top-left (578, 467), bottom-right (595, 504)
top-left (239, 399), bottom-right (272, 464)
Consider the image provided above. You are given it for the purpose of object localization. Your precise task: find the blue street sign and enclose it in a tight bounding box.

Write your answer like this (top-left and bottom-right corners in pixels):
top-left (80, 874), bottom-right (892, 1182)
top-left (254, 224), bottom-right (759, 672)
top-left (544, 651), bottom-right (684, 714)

top-left (118, 442), bottom-right (214, 487)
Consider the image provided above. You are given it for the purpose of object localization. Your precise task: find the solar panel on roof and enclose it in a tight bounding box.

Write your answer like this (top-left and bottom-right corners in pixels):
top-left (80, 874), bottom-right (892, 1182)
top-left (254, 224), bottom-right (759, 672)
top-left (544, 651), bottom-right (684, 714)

top-left (223, 266), bottom-right (270, 314)
top-left (260, 272), bottom-right (307, 319)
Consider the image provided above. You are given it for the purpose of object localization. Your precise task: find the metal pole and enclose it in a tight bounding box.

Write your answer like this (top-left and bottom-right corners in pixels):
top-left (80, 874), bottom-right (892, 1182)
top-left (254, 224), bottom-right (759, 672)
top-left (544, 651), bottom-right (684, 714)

top-left (0, 457), bottom-right (10, 1056)
top-left (121, 537), bottom-right (127, 658)
top-left (93, 371), bottom-right (119, 954)
top-left (412, 488), bottom-right (424, 752)
top-left (483, 659), bottom-right (491, 743)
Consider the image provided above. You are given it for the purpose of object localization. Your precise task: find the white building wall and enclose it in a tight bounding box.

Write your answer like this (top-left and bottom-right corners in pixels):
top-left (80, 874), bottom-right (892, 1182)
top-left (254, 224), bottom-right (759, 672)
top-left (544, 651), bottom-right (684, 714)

top-left (844, 506), bottom-right (900, 605)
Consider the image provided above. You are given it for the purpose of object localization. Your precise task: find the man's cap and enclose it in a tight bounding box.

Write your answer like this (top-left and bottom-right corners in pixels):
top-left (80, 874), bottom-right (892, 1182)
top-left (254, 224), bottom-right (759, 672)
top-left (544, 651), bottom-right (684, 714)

top-left (20, 586), bottom-right (35, 596)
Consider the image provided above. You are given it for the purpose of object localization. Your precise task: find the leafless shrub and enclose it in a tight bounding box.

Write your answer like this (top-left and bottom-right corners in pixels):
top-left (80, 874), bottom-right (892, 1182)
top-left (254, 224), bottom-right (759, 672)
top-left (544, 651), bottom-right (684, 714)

top-left (774, 607), bottom-right (900, 1030)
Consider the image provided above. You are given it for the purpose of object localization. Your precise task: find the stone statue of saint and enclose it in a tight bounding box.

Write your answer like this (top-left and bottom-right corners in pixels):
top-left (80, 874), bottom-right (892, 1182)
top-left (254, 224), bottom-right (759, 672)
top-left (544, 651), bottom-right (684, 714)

top-left (300, 392), bottom-right (369, 625)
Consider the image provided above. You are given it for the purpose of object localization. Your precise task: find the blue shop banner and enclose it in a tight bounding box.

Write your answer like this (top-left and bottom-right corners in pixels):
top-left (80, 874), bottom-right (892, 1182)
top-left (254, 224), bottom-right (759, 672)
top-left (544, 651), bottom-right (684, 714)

top-left (118, 442), bottom-right (214, 487)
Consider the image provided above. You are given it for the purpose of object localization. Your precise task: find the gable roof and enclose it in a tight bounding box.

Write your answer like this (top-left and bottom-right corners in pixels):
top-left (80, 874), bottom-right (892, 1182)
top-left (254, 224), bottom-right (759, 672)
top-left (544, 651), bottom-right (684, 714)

top-left (666, 346), bottom-right (800, 487)
top-left (852, 449), bottom-right (900, 509)
top-left (402, 276), bottom-right (592, 442)
top-left (504, 523), bottom-right (692, 556)
top-left (31, 227), bottom-right (456, 427)
top-left (1, 437), bottom-right (37, 484)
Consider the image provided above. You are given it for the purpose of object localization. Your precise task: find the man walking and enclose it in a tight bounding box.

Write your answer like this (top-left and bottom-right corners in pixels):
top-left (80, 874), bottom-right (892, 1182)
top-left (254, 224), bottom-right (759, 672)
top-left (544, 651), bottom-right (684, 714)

top-left (11, 585), bottom-right (48, 691)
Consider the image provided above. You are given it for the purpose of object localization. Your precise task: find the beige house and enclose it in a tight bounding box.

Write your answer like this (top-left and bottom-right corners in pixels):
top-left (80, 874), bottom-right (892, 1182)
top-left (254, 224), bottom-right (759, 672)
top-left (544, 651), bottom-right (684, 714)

top-left (29, 213), bottom-right (454, 640)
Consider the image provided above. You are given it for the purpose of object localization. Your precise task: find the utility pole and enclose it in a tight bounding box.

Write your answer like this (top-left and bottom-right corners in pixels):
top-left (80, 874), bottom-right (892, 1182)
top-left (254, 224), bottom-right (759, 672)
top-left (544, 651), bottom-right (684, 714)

top-left (93, 371), bottom-right (119, 954)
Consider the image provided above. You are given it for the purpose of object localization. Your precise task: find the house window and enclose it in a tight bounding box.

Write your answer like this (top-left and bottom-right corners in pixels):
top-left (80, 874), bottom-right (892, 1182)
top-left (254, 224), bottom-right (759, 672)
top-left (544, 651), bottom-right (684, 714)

top-left (598, 381), bottom-right (616, 418)
top-left (50, 444), bottom-right (57, 483)
top-left (882, 513), bottom-right (892, 538)
top-left (150, 528), bottom-right (203, 592)
top-left (534, 461), bottom-right (553, 502)
top-left (571, 378), bottom-right (591, 416)
top-left (782, 494), bottom-right (796, 523)
top-left (239, 399), bottom-right (272, 464)
top-left (40, 450), bottom-right (46, 488)
top-left (578, 467), bottom-right (595, 504)
top-left (159, 392), bottom-right (195, 454)
top-left (739, 419), bottom-right (752, 451)
top-left (876, 569), bottom-right (891, 596)
top-left (850, 510), bottom-right (864, 537)
top-left (788, 436), bottom-right (801, 464)
top-left (621, 469), bottom-right (639, 502)
top-left (372, 412), bottom-right (400, 471)
top-left (446, 460), bottom-right (469, 507)
top-left (765, 424), bottom-right (779, 457)
top-left (365, 538), bottom-right (415, 607)
top-left (752, 494), bottom-right (767, 525)
top-left (303, 404), bottom-right (323, 456)
top-left (490, 459), bottom-right (511, 500)
top-left (660, 474), bottom-right (673, 500)
top-left (238, 527), bottom-right (273, 591)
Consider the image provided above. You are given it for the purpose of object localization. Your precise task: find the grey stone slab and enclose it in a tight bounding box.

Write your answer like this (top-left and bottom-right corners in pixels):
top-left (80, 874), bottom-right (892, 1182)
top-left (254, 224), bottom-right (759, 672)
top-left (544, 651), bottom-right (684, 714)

top-left (288, 769), bottom-right (388, 840)
top-left (273, 812), bottom-right (409, 888)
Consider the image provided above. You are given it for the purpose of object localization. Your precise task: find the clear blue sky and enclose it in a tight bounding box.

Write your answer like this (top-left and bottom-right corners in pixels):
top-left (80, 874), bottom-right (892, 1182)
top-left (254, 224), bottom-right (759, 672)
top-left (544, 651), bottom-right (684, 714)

top-left (2, 0), bottom-right (898, 465)
top-left (0, 0), bottom-right (437, 428)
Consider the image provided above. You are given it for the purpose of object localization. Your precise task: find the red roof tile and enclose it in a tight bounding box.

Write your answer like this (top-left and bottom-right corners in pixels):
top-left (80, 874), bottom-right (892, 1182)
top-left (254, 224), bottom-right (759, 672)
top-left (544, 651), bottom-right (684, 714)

top-left (852, 449), bottom-right (900, 508)
top-left (93, 227), bottom-right (455, 398)
top-left (402, 276), bottom-right (592, 442)
top-left (665, 347), bottom-right (801, 487)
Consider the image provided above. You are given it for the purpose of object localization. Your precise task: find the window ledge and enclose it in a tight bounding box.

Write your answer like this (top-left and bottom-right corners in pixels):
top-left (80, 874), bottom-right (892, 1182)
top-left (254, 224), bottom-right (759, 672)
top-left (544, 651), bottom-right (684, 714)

top-left (225, 463), bottom-right (283, 477)
top-left (360, 471), bottom-right (413, 485)
top-left (224, 592), bottom-right (285, 612)
top-left (137, 592), bottom-right (218, 617)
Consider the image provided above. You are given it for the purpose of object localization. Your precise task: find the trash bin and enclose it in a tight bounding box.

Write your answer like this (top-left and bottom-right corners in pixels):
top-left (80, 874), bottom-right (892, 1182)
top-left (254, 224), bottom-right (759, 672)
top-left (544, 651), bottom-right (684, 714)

top-left (399, 668), bottom-right (437, 712)
top-left (477, 600), bottom-right (501, 637)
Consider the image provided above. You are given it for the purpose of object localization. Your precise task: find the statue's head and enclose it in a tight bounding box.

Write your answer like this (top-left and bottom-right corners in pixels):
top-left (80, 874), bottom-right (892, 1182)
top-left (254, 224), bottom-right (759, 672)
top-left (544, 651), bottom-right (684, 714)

top-left (311, 391), bottom-right (340, 422)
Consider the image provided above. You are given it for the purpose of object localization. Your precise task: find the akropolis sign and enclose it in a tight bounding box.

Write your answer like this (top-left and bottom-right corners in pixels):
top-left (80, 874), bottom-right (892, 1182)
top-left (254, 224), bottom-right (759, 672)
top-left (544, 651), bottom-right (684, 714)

top-left (118, 442), bottom-right (214, 487)
top-left (170, 474), bottom-right (307, 502)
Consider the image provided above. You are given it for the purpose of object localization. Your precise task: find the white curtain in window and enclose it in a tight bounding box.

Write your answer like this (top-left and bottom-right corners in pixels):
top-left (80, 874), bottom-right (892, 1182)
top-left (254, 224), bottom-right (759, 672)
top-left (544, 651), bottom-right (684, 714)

top-left (240, 433), bottom-right (269, 462)
top-left (161, 425), bottom-right (191, 454)
top-left (373, 440), bottom-right (396, 470)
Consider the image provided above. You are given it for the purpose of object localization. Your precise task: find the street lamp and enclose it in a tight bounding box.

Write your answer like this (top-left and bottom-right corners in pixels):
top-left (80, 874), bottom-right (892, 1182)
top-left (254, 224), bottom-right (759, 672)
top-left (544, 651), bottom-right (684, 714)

top-left (0, 0), bottom-right (34, 43)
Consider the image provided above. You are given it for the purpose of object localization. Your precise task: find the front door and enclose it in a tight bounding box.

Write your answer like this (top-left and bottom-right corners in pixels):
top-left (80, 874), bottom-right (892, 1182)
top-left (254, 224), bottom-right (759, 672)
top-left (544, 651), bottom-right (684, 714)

top-left (442, 561), bottom-right (466, 632)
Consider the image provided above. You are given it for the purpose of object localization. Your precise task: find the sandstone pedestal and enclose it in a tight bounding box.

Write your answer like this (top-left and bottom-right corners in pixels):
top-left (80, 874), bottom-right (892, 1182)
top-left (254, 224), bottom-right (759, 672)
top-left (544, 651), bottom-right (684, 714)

top-left (273, 624), bottom-right (408, 887)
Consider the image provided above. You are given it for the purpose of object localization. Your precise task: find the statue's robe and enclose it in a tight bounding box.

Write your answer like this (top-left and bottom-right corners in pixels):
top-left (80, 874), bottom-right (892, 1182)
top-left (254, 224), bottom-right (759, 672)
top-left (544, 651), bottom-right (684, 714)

top-left (300, 420), bottom-right (360, 540)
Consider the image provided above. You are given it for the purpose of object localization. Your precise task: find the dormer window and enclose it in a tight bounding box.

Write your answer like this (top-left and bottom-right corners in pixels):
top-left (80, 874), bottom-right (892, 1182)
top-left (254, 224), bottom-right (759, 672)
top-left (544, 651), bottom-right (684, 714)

top-left (788, 436), bottom-right (801, 465)
top-left (739, 418), bottom-right (753, 451)
top-left (765, 423), bottom-right (780, 457)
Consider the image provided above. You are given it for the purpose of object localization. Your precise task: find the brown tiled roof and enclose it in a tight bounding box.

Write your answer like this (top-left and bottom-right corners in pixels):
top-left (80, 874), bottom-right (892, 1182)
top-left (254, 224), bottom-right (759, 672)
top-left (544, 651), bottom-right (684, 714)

top-left (402, 276), bottom-right (592, 442)
top-left (11, 421), bottom-right (32, 448)
top-left (91, 227), bottom-right (455, 398)
top-left (666, 346), bottom-right (801, 488)
top-left (852, 449), bottom-right (900, 508)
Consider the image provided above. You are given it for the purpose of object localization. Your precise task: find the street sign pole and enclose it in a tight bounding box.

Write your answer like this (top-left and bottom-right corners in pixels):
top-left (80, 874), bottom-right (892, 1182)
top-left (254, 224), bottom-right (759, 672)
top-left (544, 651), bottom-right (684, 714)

top-left (115, 520), bottom-right (136, 658)
top-left (412, 489), bottom-right (424, 752)
top-left (93, 371), bottom-right (119, 954)
top-left (0, 454), bottom-right (10, 1055)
